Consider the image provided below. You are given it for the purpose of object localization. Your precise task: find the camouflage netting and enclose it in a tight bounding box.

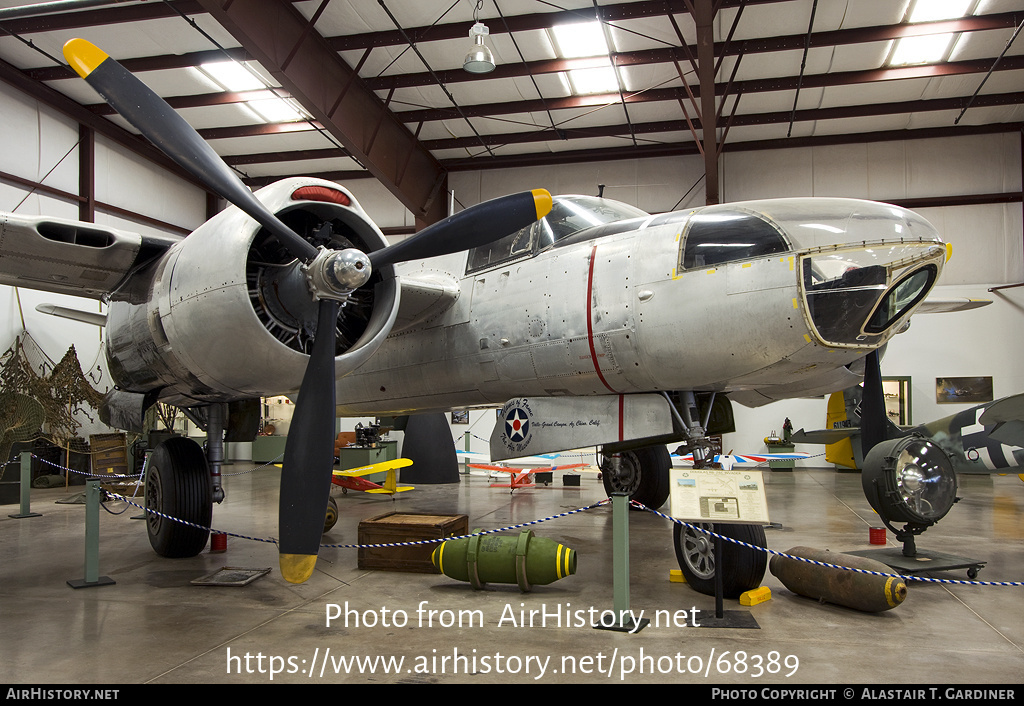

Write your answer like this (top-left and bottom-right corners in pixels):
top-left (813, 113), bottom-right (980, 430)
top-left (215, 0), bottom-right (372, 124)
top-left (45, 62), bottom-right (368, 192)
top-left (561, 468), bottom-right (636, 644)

top-left (0, 334), bottom-right (106, 463)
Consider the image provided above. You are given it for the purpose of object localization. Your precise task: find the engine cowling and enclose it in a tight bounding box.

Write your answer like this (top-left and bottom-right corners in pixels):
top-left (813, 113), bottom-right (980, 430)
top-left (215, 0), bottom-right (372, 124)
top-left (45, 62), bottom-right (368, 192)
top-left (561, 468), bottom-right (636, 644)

top-left (105, 178), bottom-right (399, 406)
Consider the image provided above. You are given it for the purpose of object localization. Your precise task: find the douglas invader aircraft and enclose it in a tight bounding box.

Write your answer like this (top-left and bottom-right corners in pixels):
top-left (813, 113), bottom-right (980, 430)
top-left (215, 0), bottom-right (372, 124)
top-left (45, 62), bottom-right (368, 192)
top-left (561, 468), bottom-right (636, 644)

top-left (0, 39), bottom-right (956, 591)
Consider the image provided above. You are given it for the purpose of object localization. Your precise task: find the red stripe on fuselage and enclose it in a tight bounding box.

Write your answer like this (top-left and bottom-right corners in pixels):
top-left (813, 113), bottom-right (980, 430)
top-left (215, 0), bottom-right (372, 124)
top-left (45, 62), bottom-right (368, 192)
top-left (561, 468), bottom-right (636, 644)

top-left (586, 245), bottom-right (617, 393)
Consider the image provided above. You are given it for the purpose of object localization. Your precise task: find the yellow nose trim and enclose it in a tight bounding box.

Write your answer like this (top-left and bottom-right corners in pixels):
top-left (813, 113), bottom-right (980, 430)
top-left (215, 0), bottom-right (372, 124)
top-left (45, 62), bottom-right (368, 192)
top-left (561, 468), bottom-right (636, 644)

top-left (63, 38), bottom-right (109, 79)
top-left (531, 189), bottom-right (553, 219)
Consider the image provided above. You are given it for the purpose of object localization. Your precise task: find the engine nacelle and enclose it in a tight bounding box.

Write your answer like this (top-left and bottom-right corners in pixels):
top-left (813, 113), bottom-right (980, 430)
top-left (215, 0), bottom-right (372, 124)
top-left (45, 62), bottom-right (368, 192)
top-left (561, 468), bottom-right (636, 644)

top-left (105, 178), bottom-right (399, 406)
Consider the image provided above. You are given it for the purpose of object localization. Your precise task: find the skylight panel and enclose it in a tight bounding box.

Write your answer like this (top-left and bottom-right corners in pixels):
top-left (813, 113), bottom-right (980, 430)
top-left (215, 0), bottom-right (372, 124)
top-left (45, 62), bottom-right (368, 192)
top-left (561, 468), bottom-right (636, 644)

top-left (199, 61), bottom-right (266, 92)
top-left (907, 0), bottom-right (973, 23)
top-left (886, 0), bottom-right (976, 67)
top-left (247, 97), bottom-right (306, 123)
top-left (889, 33), bottom-right (956, 65)
top-left (567, 63), bottom-right (620, 95)
top-left (550, 20), bottom-right (609, 58)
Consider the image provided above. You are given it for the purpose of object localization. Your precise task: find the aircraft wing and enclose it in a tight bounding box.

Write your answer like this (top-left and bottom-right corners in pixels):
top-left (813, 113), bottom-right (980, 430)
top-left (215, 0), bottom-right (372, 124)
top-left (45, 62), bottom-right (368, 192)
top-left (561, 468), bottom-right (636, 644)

top-left (333, 458), bottom-right (413, 477)
top-left (0, 211), bottom-right (180, 299)
top-left (790, 428), bottom-right (858, 445)
top-left (916, 298), bottom-right (992, 314)
top-left (979, 393), bottom-right (1024, 447)
top-left (393, 271), bottom-right (460, 331)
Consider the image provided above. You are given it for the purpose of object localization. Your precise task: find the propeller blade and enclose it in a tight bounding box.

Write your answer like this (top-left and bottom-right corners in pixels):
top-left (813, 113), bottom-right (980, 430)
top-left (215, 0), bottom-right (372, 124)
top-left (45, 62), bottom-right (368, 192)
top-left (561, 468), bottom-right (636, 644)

top-left (277, 298), bottom-right (340, 584)
top-left (62, 38), bottom-right (317, 264)
top-left (368, 190), bottom-right (553, 269)
top-left (860, 348), bottom-right (888, 459)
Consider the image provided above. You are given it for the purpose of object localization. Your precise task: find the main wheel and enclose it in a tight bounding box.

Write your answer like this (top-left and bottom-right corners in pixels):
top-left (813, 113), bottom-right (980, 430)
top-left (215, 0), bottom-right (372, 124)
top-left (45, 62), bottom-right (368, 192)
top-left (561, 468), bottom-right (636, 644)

top-left (145, 437), bottom-right (212, 557)
top-left (673, 522), bottom-right (767, 598)
top-left (601, 445), bottom-right (670, 509)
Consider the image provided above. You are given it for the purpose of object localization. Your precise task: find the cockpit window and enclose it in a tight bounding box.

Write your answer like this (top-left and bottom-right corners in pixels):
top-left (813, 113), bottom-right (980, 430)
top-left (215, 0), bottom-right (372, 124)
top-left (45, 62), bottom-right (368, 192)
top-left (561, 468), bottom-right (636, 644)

top-left (466, 221), bottom-right (536, 273)
top-left (536, 196), bottom-right (648, 250)
top-left (680, 210), bottom-right (789, 269)
top-left (467, 195), bottom-right (648, 273)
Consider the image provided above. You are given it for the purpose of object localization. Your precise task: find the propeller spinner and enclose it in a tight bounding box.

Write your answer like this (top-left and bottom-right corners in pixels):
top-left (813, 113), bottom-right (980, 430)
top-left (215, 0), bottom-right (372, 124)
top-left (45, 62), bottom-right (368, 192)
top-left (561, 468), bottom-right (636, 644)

top-left (64, 38), bottom-right (552, 583)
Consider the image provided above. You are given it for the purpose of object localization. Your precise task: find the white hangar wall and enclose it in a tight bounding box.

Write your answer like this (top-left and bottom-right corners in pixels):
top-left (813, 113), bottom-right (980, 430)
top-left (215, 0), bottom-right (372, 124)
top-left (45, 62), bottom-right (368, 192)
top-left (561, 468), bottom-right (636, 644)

top-left (0, 81), bottom-right (207, 440)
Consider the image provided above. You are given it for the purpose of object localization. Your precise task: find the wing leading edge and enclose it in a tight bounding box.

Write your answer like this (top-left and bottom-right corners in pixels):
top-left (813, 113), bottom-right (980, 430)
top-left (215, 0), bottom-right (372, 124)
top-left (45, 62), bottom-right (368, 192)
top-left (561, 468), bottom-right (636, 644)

top-left (0, 212), bottom-right (180, 299)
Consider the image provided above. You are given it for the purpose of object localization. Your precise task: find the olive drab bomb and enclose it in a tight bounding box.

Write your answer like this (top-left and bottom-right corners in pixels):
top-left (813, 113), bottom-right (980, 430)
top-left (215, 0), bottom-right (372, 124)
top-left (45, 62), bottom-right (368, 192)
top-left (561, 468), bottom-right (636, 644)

top-left (769, 546), bottom-right (907, 613)
top-left (432, 530), bottom-right (576, 592)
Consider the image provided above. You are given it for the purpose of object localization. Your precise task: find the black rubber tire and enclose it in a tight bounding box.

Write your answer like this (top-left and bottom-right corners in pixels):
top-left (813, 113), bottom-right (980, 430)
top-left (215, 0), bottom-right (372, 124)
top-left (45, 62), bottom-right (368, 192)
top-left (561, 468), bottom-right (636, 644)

top-left (601, 445), bottom-right (670, 509)
top-left (145, 437), bottom-right (212, 558)
top-left (673, 522), bottom-right (767, 598)
top-left (324, 496), bottom-right (339, 533)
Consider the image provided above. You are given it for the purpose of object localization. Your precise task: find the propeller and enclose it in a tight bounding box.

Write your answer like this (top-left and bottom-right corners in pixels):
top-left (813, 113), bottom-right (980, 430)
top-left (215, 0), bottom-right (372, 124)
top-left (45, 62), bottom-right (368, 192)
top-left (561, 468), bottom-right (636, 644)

top-left (64, 38), bottom-right (553, 583)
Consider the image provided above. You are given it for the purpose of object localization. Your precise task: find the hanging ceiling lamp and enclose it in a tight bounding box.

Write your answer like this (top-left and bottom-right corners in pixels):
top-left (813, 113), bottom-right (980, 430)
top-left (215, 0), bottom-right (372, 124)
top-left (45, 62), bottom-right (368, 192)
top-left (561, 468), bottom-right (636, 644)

top-left (464, 1), bottom-right (495, 74)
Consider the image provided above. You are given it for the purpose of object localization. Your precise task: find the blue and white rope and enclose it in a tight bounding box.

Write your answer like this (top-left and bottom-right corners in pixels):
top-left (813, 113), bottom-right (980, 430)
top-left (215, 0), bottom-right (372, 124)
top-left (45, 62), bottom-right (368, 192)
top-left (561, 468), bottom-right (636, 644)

top-left (630, 499), bottom-right (1024, 587)
top-left (104, 489), bottom-right (611, 550)
top-left (34, 445), bottom-right (1018, 588)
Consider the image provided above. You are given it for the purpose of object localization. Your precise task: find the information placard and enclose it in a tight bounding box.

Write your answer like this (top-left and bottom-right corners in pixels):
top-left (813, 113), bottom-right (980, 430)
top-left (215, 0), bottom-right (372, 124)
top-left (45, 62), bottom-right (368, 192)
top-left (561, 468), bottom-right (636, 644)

top-left (669, 468), bottom-right (770, 524)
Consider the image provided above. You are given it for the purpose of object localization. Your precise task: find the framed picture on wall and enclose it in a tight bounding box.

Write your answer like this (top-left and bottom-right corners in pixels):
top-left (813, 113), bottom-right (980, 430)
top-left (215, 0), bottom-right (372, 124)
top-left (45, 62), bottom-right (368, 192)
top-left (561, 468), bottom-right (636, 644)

top-left (451, 410), bottom-right (470, 424)
top-left (936, 376), bottom-right (993, 404)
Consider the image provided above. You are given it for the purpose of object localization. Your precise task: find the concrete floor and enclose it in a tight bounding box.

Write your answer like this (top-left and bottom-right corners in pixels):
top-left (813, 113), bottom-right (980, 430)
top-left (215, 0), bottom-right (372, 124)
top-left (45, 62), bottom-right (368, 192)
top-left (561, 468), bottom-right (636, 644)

top-left (1, 460), bottom-right (1022, 686)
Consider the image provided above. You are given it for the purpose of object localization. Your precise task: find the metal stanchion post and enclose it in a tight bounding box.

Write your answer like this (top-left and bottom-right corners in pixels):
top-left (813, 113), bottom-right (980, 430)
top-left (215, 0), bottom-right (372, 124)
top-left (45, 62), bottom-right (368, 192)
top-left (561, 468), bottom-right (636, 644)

top-left (67, 480), bottom-right (115, 589)
top-left (9, 452), bottom-right (40, 519)
top-left (596, 493), bottom-right (648, 633)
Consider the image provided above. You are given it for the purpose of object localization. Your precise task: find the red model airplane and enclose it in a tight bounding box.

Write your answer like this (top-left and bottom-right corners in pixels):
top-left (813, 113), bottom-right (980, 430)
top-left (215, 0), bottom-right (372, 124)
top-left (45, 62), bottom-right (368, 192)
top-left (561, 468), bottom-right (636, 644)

top-left (469, 462), bottom-right (590, 493)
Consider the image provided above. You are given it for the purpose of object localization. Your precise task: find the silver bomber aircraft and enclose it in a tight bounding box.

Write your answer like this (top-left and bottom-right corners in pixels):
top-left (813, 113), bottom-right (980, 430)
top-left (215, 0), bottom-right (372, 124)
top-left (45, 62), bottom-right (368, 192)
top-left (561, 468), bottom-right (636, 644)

top-left (0, 39), bottom-right (952, 589)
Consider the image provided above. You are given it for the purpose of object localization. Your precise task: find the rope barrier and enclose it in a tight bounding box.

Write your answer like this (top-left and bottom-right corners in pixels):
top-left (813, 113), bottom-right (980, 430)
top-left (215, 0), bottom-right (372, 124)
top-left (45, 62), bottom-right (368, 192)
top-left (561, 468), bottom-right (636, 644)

top-left (23, 452), bottom-right (1023, 587)
top-left (629, 499), bottom-right (1024, 587)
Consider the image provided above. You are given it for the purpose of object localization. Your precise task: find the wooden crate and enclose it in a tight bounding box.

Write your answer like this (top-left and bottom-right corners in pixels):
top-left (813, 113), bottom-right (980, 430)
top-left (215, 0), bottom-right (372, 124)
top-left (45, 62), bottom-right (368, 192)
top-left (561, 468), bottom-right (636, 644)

top-left (89, 433), bottom-right (129, 478)
top-left (357, 512), bottom-right (468, 573)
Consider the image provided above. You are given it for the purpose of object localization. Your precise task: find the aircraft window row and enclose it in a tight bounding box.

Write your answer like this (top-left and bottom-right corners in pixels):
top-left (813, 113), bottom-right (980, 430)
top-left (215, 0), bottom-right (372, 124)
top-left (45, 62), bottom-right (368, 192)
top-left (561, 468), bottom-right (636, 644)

top-left (680, 210), bottom-right (790, 270)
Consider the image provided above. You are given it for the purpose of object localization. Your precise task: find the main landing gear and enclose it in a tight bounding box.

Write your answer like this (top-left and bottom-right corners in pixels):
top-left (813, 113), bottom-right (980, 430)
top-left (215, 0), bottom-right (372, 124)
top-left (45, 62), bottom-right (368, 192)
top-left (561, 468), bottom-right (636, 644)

top-left (144, 403), bottom-right (223, 558)
top-left (145, 436), bottom-right (212, 557)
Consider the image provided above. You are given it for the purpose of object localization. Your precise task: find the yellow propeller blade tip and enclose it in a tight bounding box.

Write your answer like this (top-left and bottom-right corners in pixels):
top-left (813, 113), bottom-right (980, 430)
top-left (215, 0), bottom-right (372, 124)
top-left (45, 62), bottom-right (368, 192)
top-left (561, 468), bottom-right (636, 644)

top-left (279, 553), bottom-right (317, 584)
top-left (532, 189), bottom-right (553, 219)
top-left (63, 38), bottom-right (108, 79)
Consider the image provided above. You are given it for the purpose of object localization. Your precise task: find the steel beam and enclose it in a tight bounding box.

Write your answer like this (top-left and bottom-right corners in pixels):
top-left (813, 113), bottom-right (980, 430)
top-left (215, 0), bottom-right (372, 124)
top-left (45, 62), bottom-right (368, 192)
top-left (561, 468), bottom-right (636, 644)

top-left (197, 0), bottom-right (447, 226)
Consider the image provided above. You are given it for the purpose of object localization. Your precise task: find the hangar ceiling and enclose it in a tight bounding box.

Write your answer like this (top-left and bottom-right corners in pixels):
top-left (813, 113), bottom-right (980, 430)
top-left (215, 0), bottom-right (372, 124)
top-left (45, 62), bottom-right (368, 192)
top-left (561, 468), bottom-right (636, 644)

top-left (1, 0), bottom-right (1022, 226)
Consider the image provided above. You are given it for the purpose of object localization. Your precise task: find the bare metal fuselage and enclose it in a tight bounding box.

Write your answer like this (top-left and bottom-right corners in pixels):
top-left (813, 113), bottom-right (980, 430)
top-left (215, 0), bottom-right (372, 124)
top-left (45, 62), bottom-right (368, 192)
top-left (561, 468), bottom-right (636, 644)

top-left (333, 198), bottom-right (946, 416)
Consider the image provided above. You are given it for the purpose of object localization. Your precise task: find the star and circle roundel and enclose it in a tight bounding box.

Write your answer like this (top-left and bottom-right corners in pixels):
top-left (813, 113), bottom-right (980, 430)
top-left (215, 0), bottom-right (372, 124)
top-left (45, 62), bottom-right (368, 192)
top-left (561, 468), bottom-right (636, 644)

top-left (504, 406), bottom-right (531, 443)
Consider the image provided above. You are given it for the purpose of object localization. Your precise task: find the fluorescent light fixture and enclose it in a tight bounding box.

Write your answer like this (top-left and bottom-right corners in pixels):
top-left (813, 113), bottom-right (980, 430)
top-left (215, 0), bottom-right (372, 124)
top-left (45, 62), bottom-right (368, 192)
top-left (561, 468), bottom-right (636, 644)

top-left (551, 20), bottom-right (609, 58)
top-left (889, 33), bottom-right (955, 65)
top-left (199, 61), bottom-right (265, 91)
top-left (568, 63), bottom-right (619, 94)
top-left (907, 0), bottom-right (973, 22)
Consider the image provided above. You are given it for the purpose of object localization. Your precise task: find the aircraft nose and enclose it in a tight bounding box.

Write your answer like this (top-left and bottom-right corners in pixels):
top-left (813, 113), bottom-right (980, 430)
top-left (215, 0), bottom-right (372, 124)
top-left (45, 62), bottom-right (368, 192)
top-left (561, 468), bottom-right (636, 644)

top-left (800, 241), bottom-right (945, 349)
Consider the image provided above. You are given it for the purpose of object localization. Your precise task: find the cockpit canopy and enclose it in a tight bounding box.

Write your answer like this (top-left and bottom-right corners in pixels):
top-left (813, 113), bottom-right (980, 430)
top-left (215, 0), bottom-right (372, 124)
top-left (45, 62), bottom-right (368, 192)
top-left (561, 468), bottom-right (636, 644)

top-left (467, 195), bottom-right (647, 273)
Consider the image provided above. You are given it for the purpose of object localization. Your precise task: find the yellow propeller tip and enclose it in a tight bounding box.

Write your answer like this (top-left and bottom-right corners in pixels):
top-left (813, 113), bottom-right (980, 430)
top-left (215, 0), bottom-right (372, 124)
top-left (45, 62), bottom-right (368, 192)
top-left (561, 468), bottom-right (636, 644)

top-left (531, 189), bottom-right (553, 219)
top-left (63, 38), bottom-right (109, 79)
top-left (279, 553), bottom-right (318, 584)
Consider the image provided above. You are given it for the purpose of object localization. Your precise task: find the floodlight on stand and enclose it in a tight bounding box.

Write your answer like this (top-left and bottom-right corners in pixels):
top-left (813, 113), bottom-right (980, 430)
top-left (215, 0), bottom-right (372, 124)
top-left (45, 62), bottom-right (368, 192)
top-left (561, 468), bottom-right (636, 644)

top-left (861, 435), bottom-right (959, 557)
top-left (464, 21), bottom-right (495, 74)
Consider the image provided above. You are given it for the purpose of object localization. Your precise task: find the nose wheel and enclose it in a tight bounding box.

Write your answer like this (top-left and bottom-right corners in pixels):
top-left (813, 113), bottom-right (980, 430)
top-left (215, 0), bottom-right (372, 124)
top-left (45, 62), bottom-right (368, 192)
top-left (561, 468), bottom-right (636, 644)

top-left (673, 521), bottom-right (767, 598)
